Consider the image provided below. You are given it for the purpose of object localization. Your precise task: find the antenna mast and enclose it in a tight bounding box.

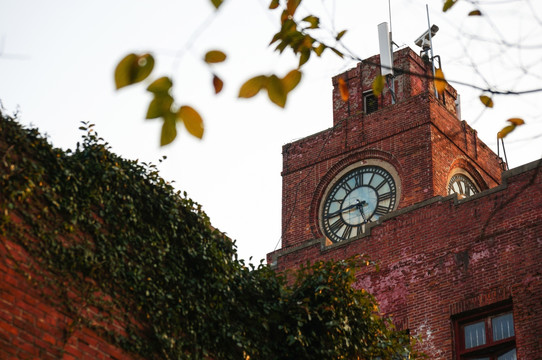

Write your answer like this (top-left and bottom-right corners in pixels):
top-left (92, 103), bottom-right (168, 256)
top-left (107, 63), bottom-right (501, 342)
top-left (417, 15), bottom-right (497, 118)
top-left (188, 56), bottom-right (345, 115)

top-left (426, 4), bottom-right (438, 99)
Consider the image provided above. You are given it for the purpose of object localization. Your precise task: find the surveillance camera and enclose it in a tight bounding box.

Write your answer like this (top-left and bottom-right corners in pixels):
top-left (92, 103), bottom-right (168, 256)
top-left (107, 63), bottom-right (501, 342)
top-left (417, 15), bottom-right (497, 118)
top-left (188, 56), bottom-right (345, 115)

top-left (414, 24), bottom-right (439, 48)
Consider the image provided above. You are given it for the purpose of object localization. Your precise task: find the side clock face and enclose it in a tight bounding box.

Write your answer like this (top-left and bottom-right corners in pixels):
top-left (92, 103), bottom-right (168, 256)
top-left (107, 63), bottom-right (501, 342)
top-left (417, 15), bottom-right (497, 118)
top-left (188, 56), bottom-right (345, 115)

top-left (448, 173), bottom-right (478, 199)
top-left (322, 166), bottom-right (397, 243)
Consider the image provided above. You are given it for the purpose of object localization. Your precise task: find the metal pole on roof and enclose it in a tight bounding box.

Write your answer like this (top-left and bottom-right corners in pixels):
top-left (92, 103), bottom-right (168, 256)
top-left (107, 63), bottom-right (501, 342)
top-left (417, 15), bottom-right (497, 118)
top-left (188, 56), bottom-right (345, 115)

top-left (426, 4), bottom-right (438, 99)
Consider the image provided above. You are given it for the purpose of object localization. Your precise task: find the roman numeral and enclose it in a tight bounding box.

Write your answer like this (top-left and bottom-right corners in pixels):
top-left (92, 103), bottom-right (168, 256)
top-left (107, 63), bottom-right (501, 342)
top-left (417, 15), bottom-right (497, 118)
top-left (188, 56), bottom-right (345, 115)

top-left (379, 191), bottom-right (392, 201)
top-left (342, 225), bottom-right (353, 239)
top-left (329, 218), bottom-right (344, 233)
top-left (368, 172), bottom-right (375, 186)
top-left (374, 179), bottom-right (386, 191)
top-left (341, 181), bottom-right (352, 192)
top-left (374, 205), bottom-right (389, 216)
top-left (354, 174), bottom-right (362, 187)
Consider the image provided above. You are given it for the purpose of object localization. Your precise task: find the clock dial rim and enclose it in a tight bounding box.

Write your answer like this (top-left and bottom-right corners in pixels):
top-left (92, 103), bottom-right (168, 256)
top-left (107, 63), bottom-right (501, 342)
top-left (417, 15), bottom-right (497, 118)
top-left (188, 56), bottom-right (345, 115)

top-left (320, 162), bottom-right (400, 243)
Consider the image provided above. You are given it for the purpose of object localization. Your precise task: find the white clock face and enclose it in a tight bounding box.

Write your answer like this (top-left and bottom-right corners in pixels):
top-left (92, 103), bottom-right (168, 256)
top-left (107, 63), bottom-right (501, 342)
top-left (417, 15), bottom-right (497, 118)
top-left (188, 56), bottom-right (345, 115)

top-left (322, 166), bottom-right (397, 243)
top-left (448, 173), bottom-right (478, 199)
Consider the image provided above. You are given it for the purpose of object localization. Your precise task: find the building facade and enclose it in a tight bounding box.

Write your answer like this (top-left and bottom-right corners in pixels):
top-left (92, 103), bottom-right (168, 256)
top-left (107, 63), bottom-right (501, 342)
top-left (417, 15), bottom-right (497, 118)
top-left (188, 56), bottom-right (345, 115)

top-left (267, 47), bottom-right (542, 359)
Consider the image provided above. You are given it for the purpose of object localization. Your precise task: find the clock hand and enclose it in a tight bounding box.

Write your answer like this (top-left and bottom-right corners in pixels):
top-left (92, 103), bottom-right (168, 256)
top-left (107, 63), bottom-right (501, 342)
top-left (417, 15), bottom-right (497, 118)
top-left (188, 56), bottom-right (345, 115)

top-left (355, 200), bottom-right (368, 223)
top-left (325, 203), bottom-right (358, 218)
top-left (325, 200), bottom-right (367, 219)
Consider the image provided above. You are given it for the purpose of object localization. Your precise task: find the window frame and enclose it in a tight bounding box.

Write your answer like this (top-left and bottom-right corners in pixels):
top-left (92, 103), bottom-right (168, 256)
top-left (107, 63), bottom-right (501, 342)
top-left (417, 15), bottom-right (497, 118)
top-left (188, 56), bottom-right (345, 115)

top-left (363, 90), bottom-right (379, 115)
top-left (454, 303), bottom-right (516, 360)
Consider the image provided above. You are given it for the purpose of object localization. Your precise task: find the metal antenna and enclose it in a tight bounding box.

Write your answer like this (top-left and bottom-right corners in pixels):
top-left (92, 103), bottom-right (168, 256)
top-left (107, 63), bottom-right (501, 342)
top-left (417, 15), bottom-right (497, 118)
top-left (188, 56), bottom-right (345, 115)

top-left (497, 137), bottom-right (509, 170)
top-left (426, 4), bottom-right (438, 99)
top-left (388, 0), bottom-right (393, 37)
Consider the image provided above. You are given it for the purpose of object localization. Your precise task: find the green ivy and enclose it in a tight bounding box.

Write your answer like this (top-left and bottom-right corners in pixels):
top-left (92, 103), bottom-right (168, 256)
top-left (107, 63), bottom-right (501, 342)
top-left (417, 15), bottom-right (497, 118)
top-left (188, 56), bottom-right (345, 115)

top-left (0, 111), bottom-right (420, 359)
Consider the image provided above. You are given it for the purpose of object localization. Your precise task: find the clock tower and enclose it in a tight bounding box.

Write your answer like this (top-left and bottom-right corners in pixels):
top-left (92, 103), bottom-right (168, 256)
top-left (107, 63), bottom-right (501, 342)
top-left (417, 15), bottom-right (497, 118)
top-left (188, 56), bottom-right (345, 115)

top-left (268, 46), bottom-right (542, 359)
top-left (272, 47), bottom-right (504, 254)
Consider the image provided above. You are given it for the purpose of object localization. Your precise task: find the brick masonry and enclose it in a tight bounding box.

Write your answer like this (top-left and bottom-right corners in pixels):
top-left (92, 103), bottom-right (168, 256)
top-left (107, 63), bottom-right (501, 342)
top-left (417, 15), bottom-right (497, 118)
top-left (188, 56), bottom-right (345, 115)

top-left (269, 48), bottom-right (542, 358)
top-left (0, 236), bottom-right (136, 359)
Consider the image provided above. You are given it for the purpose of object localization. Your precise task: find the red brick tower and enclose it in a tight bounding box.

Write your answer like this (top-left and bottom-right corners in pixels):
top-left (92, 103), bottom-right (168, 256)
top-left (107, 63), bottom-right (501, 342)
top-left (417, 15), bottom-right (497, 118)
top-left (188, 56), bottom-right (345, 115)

top-left (276, 47), bottom-right (504, 251)
top-left (268, 47), bottom-right (542, 359)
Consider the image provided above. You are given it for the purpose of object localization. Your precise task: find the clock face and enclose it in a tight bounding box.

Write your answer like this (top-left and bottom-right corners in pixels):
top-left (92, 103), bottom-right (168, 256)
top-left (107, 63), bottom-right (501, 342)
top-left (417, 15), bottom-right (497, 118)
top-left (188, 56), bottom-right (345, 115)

top-left (321, 165), bottom-right (397, 243)
top-left (448, 173), bottom-right (478, 199)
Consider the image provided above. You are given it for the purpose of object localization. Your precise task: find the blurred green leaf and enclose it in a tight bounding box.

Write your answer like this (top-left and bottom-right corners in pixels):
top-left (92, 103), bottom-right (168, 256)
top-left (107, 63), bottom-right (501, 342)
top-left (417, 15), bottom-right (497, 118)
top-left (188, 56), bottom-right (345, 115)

top-left (336, 30), bottom-right (347, 41)
top-left (443, 0), bottom-right (458, 12)
top-left (210, 0), bottom-right (223, 9)
top-left (267, 75), bottom-right (286, 107)
top-left (147, 77), bottom-right (173, 94)
top-left (299, 49), bottom-right (310, 67)
top-left (160, 115), bottom-right (177, 146)
top-left (146, 95), bottom-right (173, 119)
top-left (115, 53), bottom-right (155, 90)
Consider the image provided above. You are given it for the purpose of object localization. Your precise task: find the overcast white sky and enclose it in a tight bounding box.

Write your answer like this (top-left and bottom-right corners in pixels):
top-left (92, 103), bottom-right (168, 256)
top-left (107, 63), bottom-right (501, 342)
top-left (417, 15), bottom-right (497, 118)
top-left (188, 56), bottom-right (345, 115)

top-left (1, 0), bottom-right (541, 263)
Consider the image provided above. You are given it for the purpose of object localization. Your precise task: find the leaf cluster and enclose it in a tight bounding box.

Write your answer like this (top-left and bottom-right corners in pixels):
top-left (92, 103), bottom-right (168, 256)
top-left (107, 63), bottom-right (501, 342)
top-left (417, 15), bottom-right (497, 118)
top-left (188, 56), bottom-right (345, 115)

top-left (0, 112), bottom-right (418, 359)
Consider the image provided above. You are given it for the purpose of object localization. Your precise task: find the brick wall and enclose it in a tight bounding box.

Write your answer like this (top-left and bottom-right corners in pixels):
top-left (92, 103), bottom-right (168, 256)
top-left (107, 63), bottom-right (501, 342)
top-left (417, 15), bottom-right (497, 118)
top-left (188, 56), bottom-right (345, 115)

top-left (270, 159), bottom-right (542, 359)
top-left (0, 233), bottom-right (136, 359)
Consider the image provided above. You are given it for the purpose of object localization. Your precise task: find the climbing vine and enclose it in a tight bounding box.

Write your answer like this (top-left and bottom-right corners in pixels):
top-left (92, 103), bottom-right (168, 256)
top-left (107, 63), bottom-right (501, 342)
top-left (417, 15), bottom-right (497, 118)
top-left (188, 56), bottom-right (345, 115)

top-left (0, 111), bottom-right (419, 359)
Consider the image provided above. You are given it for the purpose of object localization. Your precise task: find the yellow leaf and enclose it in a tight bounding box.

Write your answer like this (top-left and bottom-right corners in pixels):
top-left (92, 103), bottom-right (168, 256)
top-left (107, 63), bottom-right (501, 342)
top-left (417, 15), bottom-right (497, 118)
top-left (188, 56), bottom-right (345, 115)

top-left (178, 106), bottom-right (204, 139)
top-left (239, 75), bottom-right (268, 98)
top-left (372, 75), bottom-right (385, 96)
top-left (299, 49), bottom-right (310, 67)
top-left (314, 43), bottom-right (326, 56)
top-left (507, 118), bottom-right (525, 126)
top-left (469, 10), bottom-right (482, 16)
top-left (269, 0), bottom-right (279, 9)
top-left (443, 0), bottom-right (457, 12)
top-left (210, 0), bottom-right (223, 9)
top-left (267, 75), bottom-right (287, 107)
top-left (160, 115), bottom-right (177, 146)
top-left (338, 77), bottom-right (349, 102)
top-left (479, 95), bottom-right (494, 108)
top-left (280, 10), bottom-right (289, 24)
top-left (282, 69), bottom-right (302, 93)
top-left (336, 30), bottom-right (347, 41)
top-left (434, 68), bottom-right (447, 93)
top-left (204, 50), bottom-right (227, 64)
top-left (114, 53), bottom-right (155, 90)
top-left (497, 125), bottom-right (515, 139)
top-left (147, 77), bottom-right (173, 94)
top-left (213, 75), bottom-right (224, 94)
top-left (286, 0), bottom-right (300, 16)
top-left (302, 15), bottom-right (319, 29)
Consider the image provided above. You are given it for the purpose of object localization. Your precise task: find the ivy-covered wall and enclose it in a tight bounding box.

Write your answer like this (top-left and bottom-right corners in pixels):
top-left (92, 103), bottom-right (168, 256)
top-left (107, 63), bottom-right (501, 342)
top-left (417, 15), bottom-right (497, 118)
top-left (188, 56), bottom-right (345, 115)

top-left (0, 112), bottom-right (415, 360)
top-left (0, 113), bottom-right (246, 358)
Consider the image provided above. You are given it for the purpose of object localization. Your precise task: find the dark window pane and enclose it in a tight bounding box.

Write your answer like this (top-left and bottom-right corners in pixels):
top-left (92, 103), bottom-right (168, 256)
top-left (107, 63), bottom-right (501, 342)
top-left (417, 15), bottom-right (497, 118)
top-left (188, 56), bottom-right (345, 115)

top-left (497, 348), bottom-right (516, 360)
top-left (364, 93), bottom-right (378, 114)
top-left (492, 313), bottom-right (514, 341)
top-left (464, 321), bottom-right (486, 349)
